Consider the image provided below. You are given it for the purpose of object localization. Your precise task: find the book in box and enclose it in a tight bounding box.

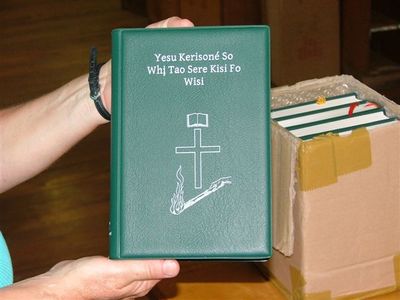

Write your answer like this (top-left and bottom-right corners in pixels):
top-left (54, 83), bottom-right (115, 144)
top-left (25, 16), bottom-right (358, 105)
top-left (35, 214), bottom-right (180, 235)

top-left (258, 75), bottom-right (400, 299)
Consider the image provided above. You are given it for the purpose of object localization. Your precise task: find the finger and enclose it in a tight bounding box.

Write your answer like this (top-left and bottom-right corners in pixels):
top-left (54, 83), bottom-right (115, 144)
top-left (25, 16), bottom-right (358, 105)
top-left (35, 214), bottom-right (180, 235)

top-left (131, 279), bottom-right (160, 298)
top-left (146, 16), bottom-right (194, 28)
top-left (118, 279), bottom-right (160, 299)
top-left (111, 259), bottom-right (180, 281)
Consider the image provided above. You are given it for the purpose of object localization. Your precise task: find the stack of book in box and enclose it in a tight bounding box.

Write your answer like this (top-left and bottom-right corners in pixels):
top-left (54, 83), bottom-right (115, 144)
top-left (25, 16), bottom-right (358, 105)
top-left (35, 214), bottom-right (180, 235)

top-left (259, 75), bottom-right (400, 300)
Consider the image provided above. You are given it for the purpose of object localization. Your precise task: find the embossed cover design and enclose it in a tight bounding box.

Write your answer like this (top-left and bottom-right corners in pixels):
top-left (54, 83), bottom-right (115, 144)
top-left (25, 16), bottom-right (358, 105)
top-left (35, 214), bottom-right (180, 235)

top-left (110, 26), bottom-right (271, 259)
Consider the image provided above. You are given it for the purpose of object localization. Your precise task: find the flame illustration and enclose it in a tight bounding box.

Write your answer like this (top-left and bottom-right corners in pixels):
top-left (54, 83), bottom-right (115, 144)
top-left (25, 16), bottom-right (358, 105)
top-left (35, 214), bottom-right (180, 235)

top-left (170, 165), bottom-right (232, 215)
top-left (170, 166), bottom-right (185, 215)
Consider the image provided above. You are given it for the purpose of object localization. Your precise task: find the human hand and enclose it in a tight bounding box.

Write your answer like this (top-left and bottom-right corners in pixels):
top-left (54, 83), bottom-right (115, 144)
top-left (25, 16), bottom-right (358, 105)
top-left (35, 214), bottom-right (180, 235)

top-left (99, 17), bottom-right (194, 120)
top-left (0, 256), bottom-right (179, 299)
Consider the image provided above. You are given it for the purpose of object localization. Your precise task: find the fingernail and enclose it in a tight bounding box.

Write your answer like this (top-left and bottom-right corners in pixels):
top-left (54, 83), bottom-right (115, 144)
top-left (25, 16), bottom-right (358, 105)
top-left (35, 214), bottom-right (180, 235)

top-left (162, 260), bottom-right (179, 277)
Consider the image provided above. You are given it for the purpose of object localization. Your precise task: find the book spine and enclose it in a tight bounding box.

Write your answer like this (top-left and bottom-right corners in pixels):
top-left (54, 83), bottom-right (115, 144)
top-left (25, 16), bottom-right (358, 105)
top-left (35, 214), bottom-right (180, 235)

top-left (110, 29), bottom-right (123, 259)
top-left (264, 27), bottom-right (272, 256)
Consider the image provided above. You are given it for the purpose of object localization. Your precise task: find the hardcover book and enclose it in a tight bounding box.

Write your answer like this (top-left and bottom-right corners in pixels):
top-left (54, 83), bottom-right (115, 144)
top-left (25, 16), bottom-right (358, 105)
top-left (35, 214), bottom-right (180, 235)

top-left (271, 93), bottom-right (398, 140)
top-left (110, 26), bottom-right (271, 260)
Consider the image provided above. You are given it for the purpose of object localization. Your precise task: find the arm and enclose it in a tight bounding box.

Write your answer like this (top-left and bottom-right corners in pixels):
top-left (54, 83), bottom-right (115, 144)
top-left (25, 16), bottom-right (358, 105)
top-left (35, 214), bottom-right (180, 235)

top-left (0, 17), bottom-right (193, 193)
top-left (0, 16), bottom-right (192, 300)
top-left (0, 69), bottom-right (109, 193)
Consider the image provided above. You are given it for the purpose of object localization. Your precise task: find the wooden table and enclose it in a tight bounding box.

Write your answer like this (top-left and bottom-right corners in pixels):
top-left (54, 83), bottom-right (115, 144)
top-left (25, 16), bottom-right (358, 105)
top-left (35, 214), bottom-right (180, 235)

top-left (150, 262), bottom-right (400, 300)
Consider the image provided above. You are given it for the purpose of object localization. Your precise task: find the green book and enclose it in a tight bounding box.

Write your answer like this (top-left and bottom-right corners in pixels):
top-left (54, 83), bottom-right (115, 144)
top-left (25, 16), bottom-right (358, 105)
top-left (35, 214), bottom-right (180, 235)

top-left (110, 26), bottom-right (271, 260)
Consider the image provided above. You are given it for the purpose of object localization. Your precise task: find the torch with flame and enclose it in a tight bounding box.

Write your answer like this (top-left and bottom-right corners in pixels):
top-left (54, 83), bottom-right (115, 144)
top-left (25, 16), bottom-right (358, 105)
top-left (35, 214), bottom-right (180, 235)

top-left (170, 165), bottom-right (232, 215)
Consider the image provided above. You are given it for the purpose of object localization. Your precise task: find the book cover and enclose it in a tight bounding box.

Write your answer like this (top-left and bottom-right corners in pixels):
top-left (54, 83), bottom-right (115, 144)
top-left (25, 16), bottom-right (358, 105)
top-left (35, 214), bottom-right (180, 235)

top-left (110, 26), bottom-right (271, 260)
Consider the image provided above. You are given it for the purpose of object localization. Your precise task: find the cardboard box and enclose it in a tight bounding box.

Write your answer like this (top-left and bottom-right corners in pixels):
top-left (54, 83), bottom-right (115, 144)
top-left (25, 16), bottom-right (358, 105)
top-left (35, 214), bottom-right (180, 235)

top-left (263, 0), bottom-right (341, 86)
top-left (258, 75), bottom-right (400, 299)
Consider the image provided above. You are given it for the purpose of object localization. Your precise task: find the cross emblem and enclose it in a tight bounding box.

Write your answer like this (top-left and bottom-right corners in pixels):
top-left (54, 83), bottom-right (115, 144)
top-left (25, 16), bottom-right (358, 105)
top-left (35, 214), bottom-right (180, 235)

top-left (175, 113), bottom-right (220, 189)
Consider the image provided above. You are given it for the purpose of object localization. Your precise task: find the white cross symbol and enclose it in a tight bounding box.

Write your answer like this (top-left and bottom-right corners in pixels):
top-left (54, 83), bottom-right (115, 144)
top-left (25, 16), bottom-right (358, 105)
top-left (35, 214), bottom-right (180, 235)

top-left (175, 113), bottom-right (220, 189)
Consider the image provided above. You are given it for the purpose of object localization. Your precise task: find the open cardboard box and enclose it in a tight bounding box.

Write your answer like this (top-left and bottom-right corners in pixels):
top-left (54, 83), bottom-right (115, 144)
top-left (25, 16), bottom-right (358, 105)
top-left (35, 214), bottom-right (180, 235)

top-left (258, 75), bottom-right (400, 299)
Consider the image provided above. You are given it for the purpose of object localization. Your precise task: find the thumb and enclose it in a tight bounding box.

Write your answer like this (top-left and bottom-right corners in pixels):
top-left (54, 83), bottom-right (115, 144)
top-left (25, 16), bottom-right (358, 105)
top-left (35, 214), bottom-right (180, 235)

top-left (146, 16), bottom-right (194, 28)
top-left (113, 259), bottom-right (180, 280)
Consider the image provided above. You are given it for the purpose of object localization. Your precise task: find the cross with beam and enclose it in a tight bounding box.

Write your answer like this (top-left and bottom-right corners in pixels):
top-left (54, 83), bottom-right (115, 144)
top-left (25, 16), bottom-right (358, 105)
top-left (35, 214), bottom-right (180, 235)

top-left (175, 113), bottom-right (221, 190)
